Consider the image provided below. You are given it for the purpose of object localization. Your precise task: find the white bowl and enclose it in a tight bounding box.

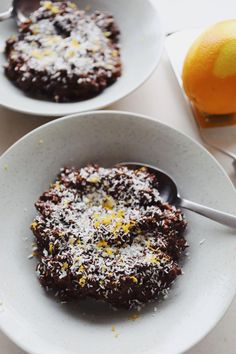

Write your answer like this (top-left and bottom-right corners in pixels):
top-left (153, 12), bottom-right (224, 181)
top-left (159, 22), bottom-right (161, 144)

top-left (0, 0), bottom-right (163, 116)
top-left (0, 111), bottom-right (236, 354)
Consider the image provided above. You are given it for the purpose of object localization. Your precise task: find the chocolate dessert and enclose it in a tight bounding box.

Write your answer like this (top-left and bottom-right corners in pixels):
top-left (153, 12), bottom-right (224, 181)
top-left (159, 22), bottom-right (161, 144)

top-left (5, 1), bottom-right (121, 102)
top-left (31, 165), bottom-right (187, 309)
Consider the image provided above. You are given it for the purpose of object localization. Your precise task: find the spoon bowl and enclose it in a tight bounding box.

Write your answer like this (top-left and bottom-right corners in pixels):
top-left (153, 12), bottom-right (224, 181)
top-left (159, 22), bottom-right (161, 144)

top-left (13, 0), bottom-right (40, 22)
top-left (0, 0), bottom-right (40, 22)
top-left (118, 162), bottom-right (178, 204)
top-left (120, 162), bottom-right (236, 228)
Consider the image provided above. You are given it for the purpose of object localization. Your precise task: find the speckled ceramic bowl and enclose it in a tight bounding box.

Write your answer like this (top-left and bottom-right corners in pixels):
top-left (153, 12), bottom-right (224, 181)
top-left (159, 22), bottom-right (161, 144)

top-left (0, 111), bottom-right (236, 354)
top-left (0, 0), bottom-right (163, 116)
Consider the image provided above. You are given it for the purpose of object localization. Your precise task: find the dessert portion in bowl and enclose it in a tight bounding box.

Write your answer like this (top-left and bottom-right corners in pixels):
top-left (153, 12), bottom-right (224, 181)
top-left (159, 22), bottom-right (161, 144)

top-left (4, 1), bottom-right (122, 102)
top-left (31, 164), bottom-right (187, 309)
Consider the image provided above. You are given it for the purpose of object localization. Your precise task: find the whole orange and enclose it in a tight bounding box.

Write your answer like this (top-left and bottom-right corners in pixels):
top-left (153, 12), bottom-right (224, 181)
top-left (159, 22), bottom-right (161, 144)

top-left (182, 20), bottom-right (236, 115)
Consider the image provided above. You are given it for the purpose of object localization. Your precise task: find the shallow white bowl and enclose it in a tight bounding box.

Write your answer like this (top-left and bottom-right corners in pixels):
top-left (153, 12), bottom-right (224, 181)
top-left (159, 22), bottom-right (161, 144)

top-left (0, 0), bottom-right (163, 116)
top-left (0, 111), bottom-right (236, 354)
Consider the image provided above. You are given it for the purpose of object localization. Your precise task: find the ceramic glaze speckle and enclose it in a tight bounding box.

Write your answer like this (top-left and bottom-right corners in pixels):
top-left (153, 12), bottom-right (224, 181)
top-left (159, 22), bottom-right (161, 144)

top-left (0, 111), bottom-right (236, 354)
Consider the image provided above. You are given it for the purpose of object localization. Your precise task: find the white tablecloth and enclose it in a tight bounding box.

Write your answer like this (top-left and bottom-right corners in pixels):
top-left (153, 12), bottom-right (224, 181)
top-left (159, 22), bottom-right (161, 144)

top-left (0, 0), bottom-right (236, 352)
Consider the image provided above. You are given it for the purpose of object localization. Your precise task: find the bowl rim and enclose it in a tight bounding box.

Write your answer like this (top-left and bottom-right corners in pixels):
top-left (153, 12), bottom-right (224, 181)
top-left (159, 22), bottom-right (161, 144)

top-left (0, 109), bottom-right (234, 191)
top-left (0, 110), bottom-right (235, 354)
top-left (0, 0), bottom-right (164, 117)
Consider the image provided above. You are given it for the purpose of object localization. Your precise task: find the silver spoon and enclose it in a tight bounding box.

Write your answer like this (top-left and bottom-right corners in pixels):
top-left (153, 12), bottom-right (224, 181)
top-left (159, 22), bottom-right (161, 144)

top-left (119, 162), bottom-right (236, 228)
top-left (0, 0), bottom-right (40, 23)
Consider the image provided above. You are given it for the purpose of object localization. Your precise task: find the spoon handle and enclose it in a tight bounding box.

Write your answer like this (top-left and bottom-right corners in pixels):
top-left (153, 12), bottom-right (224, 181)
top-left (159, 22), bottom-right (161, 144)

top-left (179, 198), bottom-right (236, 228)
top-left (0, 7), bottom-right (13, 21)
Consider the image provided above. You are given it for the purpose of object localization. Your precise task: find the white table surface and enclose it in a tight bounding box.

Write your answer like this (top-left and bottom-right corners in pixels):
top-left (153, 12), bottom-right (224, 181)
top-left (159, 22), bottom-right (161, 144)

top-left (0, 0), bottom-right (236, 353)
